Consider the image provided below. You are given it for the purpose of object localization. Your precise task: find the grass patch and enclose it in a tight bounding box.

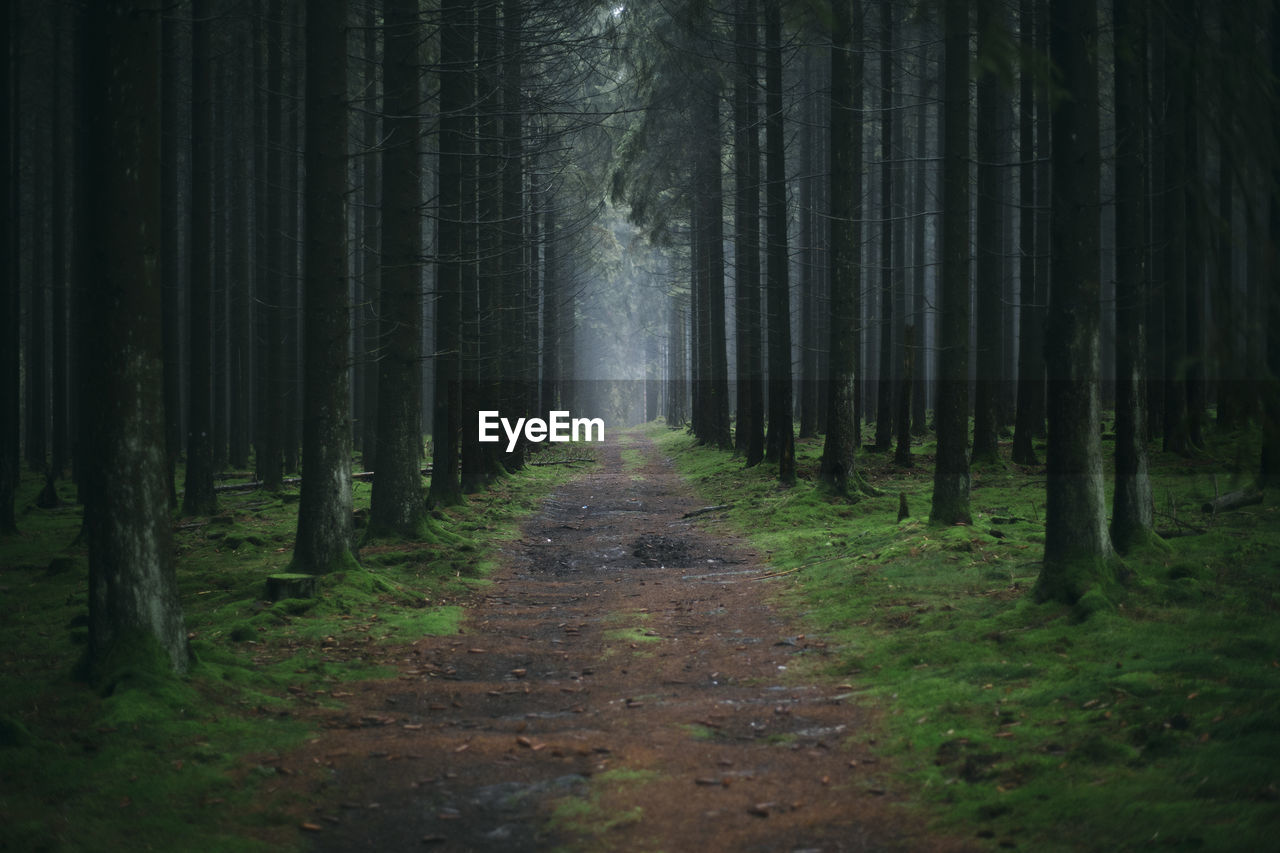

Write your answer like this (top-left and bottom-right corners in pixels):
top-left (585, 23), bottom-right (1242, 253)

top-left (656, 420), bottom-right (1280, 851)
top-left (548, 766), bottom-right (659, 851)
top-left (0, 446), bottom-right (591, 852)
top-left (601, 611), bottom-right (661, 657)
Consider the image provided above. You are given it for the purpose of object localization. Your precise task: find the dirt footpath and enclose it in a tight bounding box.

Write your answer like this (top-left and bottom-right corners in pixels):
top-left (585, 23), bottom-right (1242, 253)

top-left (300, 430), bottom-right (950, 852)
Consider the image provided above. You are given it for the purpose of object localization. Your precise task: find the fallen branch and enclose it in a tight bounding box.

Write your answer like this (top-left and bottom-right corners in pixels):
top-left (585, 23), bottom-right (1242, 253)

top-left (352, 467), bottom-right (433, 482)
top-left (752, 551), bottom-right (857, 580)
top-left (1201, 487), bottom-right (1263, 515)
top-left (682, 504), bottom-right (732, 519)
top-left (529, 458), bottom-right (595, 467)
top-left (214, 476), bottom-right (302, 493)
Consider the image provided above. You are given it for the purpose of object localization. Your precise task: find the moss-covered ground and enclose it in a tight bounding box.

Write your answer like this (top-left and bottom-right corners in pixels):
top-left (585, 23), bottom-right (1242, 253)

top-left (653, 419), bottom-right (1280, 851)
top-left (0, 444), bottom-right (596, 852)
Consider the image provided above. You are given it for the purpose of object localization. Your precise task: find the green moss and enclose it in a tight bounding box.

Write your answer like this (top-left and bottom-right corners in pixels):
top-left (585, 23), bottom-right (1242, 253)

top-left (547, 766), bottom-right (657, 848)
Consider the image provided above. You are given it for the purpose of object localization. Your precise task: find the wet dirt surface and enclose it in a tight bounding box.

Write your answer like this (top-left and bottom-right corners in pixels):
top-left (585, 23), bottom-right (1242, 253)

top-left (291, 431), bottom-right (955, 852)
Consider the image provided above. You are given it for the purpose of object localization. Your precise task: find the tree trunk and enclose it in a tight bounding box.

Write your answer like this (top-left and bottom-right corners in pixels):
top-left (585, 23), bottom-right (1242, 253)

top-left (820, 0), bottom-right (864, 496)
top-left (1145, 13), bottom-right (1165, 443)
top-left (0, 0), bottom-right (16, 532)
top-left (1110, 0), bottom-right (1155, 552)
top-left (369, 0), bottom-right (430, 540)
top-left (930, 0), bottom-right (972, 526)
top-left (501, 0), bottom-right (529, 468)
top-left (695, 78), bottom-right (731, 450)
top-left (461, 0), bottom-right (492, 493)
top-left (82, 0), bottom-right (189, 677)
top-left (183, 0), bottom-right (218, 516)
top-left (1012, 0), bottom-right (1040, 465)
top-left (541, 187), bottom-right (560, 413)
top-left (895, 325), bottom-right (914, 466)
top-left (282, 4), bottom-right (303, 476)
top-left (360, 6), bottom-right (381, 471)
top-left (50, 8), bottom-right (70, 482)
top-left (911, 44), bottom-right (930, 438)
top-left (734, 0), bottom-right (764, 466)
top-left (1032, 0), bottom-right (1050, 441)
top-left (161, 6), bottom-right (184, 504)
top-left (1161, 2), bottom-right (1191, 456)
top-left (26, 143), bottom-right (47, 474)
top-left (1037, 0), bottom-right (1116, 605)
top-left (256, 0), bottom-right (285, 491)
top-left (798, 49), bottom-right (818, 441)
top-left (293, 0), bottom-right (355, 574)
top-left (972, 0), bottom-right (1003, 466)
top-left (428, 0), bottom-right (470, 508)
top-left (1183, 42), bottom-right (1206, 451)
top-left (873, 0), bottom-right (895, 453)
top-left (763, 0), bottom-right (794, 484)
top-left (229, 28), bottom-right (252, 472)
top-left (1263, 3), bottom-right (1280, 487)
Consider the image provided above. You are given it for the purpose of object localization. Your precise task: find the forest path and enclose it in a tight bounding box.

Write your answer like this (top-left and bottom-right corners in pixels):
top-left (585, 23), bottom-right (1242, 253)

top-left (302, 429), bottom-right (939, 852)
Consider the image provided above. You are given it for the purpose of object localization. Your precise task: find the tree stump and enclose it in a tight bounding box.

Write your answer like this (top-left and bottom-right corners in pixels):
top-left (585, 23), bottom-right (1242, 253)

top-left (897, 492), bottom-right (910, 523)
top-left (266, 573), bottom-right (319, 602)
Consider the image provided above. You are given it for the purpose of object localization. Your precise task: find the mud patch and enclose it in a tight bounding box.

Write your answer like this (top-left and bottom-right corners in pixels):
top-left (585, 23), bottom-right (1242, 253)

top-left (630, 533), bottom-right (695, 567)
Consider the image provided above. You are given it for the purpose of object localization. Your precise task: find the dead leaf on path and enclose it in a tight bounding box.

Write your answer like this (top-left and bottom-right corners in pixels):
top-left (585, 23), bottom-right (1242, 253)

top-left (300, 822), bottom-right (323, 832)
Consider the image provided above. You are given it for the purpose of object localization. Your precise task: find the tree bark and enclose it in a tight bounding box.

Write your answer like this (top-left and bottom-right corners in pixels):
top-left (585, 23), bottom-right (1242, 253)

top-left (873, 0), bottom-right (895, 453)
top-left (228, 27), bottom-right (252, 472)
top-left (256, 0), bottom-right (285, 491)
top-left (368, 0), bottom-right (431, 540)
top-left (1161, 1), bottom-right (1191, 456)
top-left (500, 0), bottom-right (530, 468)
top-left (972, 0), bottom-right (1003, 466)
top-left (798, 49), bottom-right (818, 441)
top-left (695, 77), bottom-right (731, 450)
top-left (161, 5), bottom-right (184, 504)
top-left (360, 5), bottom-right (381, 471)
top-left (820, 0), bottom-right (864, 496)
top-left (1037, 0), bottom-right (1116, 604)
top-left (763, 0), bottom-right (794, 484)
top-left (911, 44), bottom-right (930, 438)
top-left (461, 0), bottom-right (493, 493)
top-left (51, 7), bottom-right (71, 482)
top-left (1012, 0), bottom-right (1040, 465)
top-left (293, 0), bottom-right (355, 574)
top-left (1110, 0), bottom-right (1156, 552)
top-left (183, 0), bottom-right (218, 516)
top-left (0, 0), bottom-right (16, 532)
top-left (734, 0), bottom-right (764, 466)
top-left (1264, 2), bottom-right (1280, 486)
top-left (82, 0), bottom-right (189, 677)
top-left (930, 0), bottom-right (973, 526)
top-left (429, 0), bottom-right (471, 508)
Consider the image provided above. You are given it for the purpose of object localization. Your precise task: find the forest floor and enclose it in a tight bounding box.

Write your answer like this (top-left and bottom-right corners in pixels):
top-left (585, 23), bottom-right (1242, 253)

top-left (4, 420), bottom-right (1277, 851)
top-left (278, 430), bottom-right (960, 852)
